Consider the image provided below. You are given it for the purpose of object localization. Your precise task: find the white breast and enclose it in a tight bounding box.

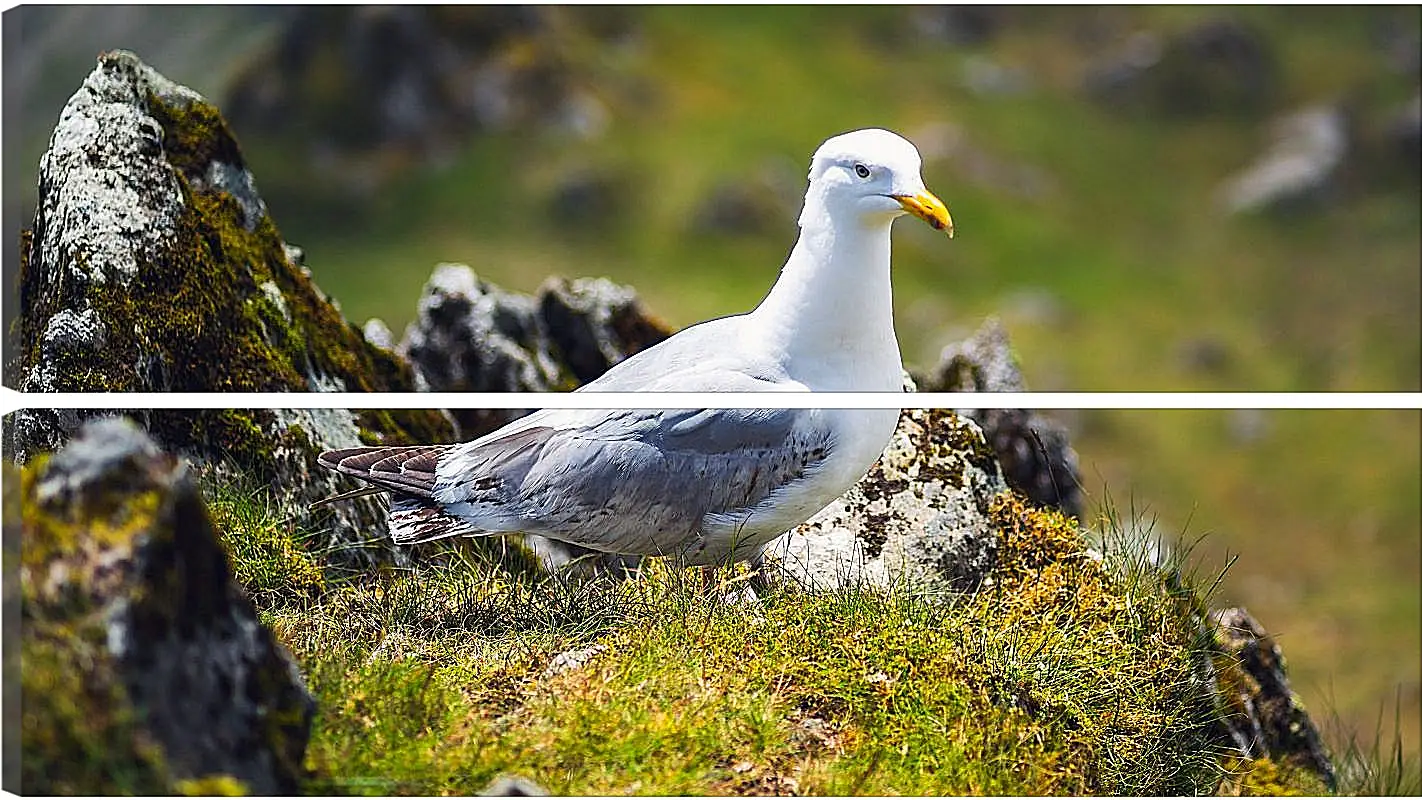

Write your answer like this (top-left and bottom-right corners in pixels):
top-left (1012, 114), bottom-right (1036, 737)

top-left (693, 406), bottom-right (900, 564)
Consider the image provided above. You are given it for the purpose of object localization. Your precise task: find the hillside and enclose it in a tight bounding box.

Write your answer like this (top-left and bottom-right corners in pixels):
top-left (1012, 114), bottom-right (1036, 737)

top-left (5, 4), bottom-right (1419, 769)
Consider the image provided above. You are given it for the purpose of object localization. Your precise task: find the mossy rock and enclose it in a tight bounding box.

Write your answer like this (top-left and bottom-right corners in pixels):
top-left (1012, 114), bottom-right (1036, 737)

top-left (7, 50), bottom-right (455, 563)
top-left (13, 49), bottom-right (425, 398)
top-left (8, 48), bottom-right (452, 446)
top-left (12, 417), bottom-right (311, 794)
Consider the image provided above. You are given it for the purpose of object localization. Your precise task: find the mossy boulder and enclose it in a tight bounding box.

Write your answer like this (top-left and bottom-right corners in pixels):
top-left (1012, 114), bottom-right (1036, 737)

top-left (11, 49), bottom-right (434, 398)
top-left (12, 417), bottom-right (313, 794)
top-left (7, 50), bottom-right (455, 562)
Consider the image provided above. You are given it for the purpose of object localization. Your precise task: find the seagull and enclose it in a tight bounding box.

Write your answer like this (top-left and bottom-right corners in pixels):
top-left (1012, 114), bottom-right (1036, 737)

top-left (317, 128), bottom-right (953, 566)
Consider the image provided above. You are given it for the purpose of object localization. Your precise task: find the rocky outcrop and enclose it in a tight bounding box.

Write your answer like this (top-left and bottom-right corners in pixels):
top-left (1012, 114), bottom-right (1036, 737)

top-left (762, 408), bottom-right (1007, 592)
top-left (6, 51), bottom-right (455, 564)
top-left (920, 318), bottom-right (1085, 522)
top-left (1210, 607), bottom-right (1337, 789)
top-left (14, 417), bottom-right (313, 794)
top-left (395, 262), bottom-right (670, 439)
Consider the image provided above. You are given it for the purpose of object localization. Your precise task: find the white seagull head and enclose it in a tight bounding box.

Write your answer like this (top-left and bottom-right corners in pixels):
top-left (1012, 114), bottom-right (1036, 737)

top-left (802, 128), bottom-right (954, 237)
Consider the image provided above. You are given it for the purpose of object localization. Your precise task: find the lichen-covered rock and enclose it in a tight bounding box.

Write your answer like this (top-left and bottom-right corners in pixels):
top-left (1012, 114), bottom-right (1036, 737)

top-left (7, 51), bottom-right (454, 560)
top-left (397, 263), bottom-right (670, 439)
top-left (14, 417), bottom-right (313, 794)
top-left (920, 318), bottom-right (1085, 521)
top-left (762, 409), bottom-right (1007, 592)
top-left (1209, 607), bottom-right (1337, 790)
top-left (12, 49), bottom-right (430, 397)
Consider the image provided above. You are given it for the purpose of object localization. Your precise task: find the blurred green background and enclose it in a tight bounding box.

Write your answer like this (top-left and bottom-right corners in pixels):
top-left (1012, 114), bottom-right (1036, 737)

top-left (6, 5), bottom-right (1418, 759)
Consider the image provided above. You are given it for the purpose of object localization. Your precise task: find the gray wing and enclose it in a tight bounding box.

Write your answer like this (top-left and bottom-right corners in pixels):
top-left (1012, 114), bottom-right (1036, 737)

top-left (425, 407), bottom-right (836, 555)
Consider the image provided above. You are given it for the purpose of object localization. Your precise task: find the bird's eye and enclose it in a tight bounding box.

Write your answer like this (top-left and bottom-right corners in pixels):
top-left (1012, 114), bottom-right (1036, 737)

top-left (853, 163), bottom-right (871, 179)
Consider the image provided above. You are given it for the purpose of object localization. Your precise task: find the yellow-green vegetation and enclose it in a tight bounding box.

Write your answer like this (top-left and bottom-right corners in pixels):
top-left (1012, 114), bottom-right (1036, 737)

top-left (242, 6), bottom-right (1420, 757)
top-left (13, 459), bottom-right (177, 794)
top-left (206, 482), bottom-right (327, 607)
top-left (211, 481), bottom-right (1347, 796)
top-left (1219, 756), bottom-right (1332, 797)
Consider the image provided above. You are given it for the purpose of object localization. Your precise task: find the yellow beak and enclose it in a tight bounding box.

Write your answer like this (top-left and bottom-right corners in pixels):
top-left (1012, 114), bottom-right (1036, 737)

top-left (893, 191), bottom-right (954, 238)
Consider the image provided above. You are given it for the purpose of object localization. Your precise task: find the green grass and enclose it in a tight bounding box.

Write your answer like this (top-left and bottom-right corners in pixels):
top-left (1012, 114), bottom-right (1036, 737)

top-left (208, 482), bottom-right (1315, 795)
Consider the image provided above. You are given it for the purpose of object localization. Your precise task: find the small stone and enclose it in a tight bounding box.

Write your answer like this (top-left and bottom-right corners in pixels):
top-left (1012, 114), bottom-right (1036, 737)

top-left (1209, 607), bottom-right (1337, 789)
top-left (362, 318), bottom-right (396, 350)
top-left (543, 643), bottom-right (608, 678)
top-left (1220, 105), bottom-right (1349, 214)
top-left (482, 775), bottom-right (549, 796)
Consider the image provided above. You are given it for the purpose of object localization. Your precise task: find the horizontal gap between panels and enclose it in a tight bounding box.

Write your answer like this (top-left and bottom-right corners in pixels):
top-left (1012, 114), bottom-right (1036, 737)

top-left (2, 389), bottom-right (1420, 414)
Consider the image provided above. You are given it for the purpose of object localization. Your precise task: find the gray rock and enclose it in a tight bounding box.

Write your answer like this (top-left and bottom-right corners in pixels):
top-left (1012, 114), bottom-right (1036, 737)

top-left (1176, 335), bottom-right (1231, 376)
top-left (542, 644), bottom-right (609, 678)
top-left (690, 160), bottom-right (801, 238)
top-left (482, 775), bottom-right (549, 796)
top-left (909, 5), bottom-right (1008, 46)
top-left (961, 55), bottom-right (1031, 97)
top-left (762, 409), bottom-right (1006, 593)
top-left (362, 317), bottom-right (397, 351)
top-left (539, 275), bottom-right (671, 385)
top-left (1220, 105), bottom-right (1349, 214)
top-left (922, 318), bottom-right (1085, 521)
top-left (17, 417), bottom-right (314, 794)
top-left (548, 170), bottom-right (627, 229)
top-left (1381, 91), bottom-right (1420, 179)
top-left (399, 263), bottom-right (670, 439)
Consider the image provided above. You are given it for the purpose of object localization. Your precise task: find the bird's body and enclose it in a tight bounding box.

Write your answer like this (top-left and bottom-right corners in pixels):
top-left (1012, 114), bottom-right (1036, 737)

top-left (319, 128), bottom-right (953, 566)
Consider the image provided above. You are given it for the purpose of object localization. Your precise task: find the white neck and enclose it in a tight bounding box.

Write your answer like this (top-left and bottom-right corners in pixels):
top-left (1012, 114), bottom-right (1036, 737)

top-left (750, 202), bottom-right (903, 391)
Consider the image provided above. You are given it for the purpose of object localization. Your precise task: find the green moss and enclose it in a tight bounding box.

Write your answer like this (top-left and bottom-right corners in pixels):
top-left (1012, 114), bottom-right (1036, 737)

top-left (18, 462), bottom-right (164, 596)
top-left (15, 458), bottom-right (173, 794)
top-left (145, 91), bottom-right (246, 181)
